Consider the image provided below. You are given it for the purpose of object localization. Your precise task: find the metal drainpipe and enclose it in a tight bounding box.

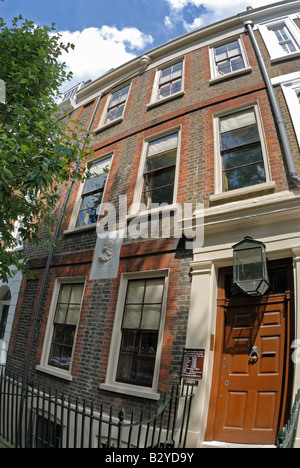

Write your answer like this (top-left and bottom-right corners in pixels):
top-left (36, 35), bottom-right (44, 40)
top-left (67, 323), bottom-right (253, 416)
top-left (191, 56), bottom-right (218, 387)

top-left (22, 93), bottom-right (101, 389)
top-left (244, 20), bottom-right (300, 188)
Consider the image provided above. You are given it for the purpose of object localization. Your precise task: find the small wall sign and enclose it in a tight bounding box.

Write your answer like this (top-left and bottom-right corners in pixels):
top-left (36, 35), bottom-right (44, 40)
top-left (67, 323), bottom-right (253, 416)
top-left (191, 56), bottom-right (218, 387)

top-left (181, 348), bottom-right (205, 381)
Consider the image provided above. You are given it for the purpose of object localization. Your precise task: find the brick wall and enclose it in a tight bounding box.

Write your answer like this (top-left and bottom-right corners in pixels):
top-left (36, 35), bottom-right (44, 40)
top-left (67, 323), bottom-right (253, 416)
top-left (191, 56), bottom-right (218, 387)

top-left (7, 22), bottom-right (300, 413)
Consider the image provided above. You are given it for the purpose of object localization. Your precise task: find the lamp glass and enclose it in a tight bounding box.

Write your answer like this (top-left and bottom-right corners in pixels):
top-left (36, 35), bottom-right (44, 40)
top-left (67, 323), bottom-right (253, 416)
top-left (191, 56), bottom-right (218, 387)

top-left (233, 237), bottom-right (270, 297)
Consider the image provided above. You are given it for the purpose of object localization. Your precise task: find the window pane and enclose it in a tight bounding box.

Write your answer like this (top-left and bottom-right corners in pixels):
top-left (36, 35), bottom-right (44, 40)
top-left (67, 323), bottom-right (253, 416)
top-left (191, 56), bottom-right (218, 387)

top-left (221, 108), bottom-right (256, 133)
top-left (59, 346), bottom-right (72, 370)
top-left (231, 56), bottom-right (245, 71)
top-left (90, 158), bottom-right (111, 176)
top-left (144, 278), bottom-right (164, 303)
top-left (223, 144), bottom-right (263, 170)
top-left (77, 193), bottom-right (103, 226)
top-left (0, 304), bottom-right (9, 340)
top-left (217, 61), bottom-right (231, 75)
top-left (145, 167), bottom-right (175, 191)
top-left (146, 149), bottom-right (177, 172)
top-left (106, 103), bottom-right (125, 122)
top-left (141, 305), bottom-right (161, 329)
top-left (52, 324), bottom-right (65, 345)
top-left (123, 305), bottom-right (142, 328)
top-left (282, 42), bottom-right (296, 53)
top-left (83, 173), bottom-right (107, 195)
top-left (144, 184), bottom-right (174, 207)
top-left (172, 62), bottom-right (183, 73)
top-left (275, 26), bottom-right (288, 42)
top-left (215, 44), bottom-right (227, 60)
top-left (48, 344), bottom-right (61, 368)
top-left (54, 304), bottom-right (68, 324)
top-left (64, 326), bottom-right (76, 346)
top-left (126, 280), bottom-right (145, 304)
top-left (66, 304), bottom-right (80, 325)
top-left (224, 163), bottom-right (266, 191)
top-left (227, 40), bottom-right (240, 53)
top-left (117, 331), bottom-right (158, 386)
top-left (58, 284), bottom-right (72, 304)
top-left (49, 284), bottom-right (83, 371)
top-left (171, 79), bottom-right (182, 94)
top-left (221, 124), bottom-right (259, 150)
top-left (147, 133), bottom-right (178, 157)
top-left (159, 83), bottom-right (171, 98)
top-left (109, 86), bottom-right (129, 108)
top-left (70, 284), bottom-right (84, 304)
top-left (172, 68), bottom-right (182, 80)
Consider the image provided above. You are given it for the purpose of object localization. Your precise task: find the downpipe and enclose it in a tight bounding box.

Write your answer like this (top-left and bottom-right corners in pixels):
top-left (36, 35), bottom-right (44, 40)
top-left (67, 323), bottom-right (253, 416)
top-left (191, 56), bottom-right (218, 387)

top-left (244, 20), bottom-right (300, 188)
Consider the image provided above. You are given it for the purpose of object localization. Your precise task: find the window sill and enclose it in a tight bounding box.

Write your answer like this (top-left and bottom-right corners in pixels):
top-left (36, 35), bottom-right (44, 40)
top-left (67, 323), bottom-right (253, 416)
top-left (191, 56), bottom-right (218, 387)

top-left (270, 51), bottom-right (300, 63)
top-left (100, 382), bottom-right (160, 400)
top-left (147, 91), bottom-right (185, 109)
top-left (63, 223), bottom-right (97, 235)
top-left (95, 116), bottom-right (124, 133)
top-left (36, 364), bottom-right (73, 381)
top-left (210, 181), bottom-right (276, 204)
top-left (127, 203), bottom-right (178, 220)
top-left (209, 67), bottom-right (252, 84)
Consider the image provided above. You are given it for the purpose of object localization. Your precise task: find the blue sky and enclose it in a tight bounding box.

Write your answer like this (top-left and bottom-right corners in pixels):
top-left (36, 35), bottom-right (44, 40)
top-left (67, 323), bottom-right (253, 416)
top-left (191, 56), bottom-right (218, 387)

top-left (1, 0), bottom-right (283, 91)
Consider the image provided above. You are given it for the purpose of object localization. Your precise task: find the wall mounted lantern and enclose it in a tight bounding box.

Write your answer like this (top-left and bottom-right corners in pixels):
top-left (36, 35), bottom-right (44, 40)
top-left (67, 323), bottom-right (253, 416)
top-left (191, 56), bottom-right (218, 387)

top-left (232, 236), bottom-right (270, 297)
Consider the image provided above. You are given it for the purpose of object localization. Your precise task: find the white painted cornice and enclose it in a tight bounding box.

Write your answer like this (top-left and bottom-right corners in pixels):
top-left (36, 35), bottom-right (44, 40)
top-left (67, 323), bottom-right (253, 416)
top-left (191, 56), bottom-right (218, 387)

top-left (77, 1), bottom-right (300, 102)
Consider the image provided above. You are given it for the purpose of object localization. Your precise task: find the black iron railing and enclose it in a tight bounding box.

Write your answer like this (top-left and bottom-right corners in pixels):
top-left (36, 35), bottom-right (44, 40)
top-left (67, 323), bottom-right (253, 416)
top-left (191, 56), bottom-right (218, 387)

top-left (0, 370), bottom-right (194, 449)
top-left (277, 389), bottom-right (300, 449)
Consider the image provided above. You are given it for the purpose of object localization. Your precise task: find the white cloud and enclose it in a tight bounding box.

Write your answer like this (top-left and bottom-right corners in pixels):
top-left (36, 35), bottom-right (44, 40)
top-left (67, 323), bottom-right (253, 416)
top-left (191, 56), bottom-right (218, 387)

top-left (58, 26), bottom-right (153, 91)
top-left (165, 0), bottom-right (285, 32)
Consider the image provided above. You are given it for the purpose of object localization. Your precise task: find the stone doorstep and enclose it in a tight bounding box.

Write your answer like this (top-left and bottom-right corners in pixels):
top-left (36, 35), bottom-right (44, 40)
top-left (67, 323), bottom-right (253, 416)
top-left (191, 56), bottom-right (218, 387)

top-left (200, 441), bottom-right (275, 449)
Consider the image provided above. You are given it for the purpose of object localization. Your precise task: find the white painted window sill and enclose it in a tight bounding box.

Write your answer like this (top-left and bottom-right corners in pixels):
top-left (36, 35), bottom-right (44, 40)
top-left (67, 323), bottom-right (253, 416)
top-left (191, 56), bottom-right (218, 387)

top-left (147, 91), bottom-right (185, 109)
top-left (209, 67), bottom-right (252, 84)
top-left (209, 181), bottom-right (276, 203)
top-left (63, 223), bottom-right (97, 235)
top-left (95, 116), bottom-right (124, 133)
top-left (36, 364), bottom-right (73, 381)
top-left (100, 382), bottom-right (160, 400)
top-left (127, 203), bottom-right (178, 220)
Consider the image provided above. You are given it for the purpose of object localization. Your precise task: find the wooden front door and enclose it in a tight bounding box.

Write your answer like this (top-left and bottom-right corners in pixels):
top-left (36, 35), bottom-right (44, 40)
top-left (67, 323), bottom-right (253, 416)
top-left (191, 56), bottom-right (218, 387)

top-left (207, 262), bottom-right (293, 445)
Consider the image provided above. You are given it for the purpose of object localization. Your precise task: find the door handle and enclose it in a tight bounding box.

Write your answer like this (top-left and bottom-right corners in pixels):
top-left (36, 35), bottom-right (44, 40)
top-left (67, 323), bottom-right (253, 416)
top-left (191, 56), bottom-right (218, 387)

top-left (249, 346), bottom-right (259, 362)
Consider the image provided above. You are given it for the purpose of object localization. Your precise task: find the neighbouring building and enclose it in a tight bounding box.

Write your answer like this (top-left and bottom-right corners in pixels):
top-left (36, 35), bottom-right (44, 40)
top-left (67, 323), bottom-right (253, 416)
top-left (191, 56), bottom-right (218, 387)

top-left (5, 0), bottom-right (300, 447)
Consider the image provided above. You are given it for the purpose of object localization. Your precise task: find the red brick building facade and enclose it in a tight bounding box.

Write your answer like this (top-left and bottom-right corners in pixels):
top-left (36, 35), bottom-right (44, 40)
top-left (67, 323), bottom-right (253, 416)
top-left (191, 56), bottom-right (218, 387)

top-left (5, 1), bottom-right (300, 447)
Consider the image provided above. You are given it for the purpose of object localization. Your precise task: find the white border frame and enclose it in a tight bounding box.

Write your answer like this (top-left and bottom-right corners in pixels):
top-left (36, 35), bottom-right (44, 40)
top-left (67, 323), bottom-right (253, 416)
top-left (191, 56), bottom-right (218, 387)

top-left (65, 152), bottom-right (114, 234)
top-left (96, 82), bottom-right (132, 131)
top-left (209, 35), bottom-right (251, 82)
top-left (100, 269), bottom-right (170, 400)
top-left (36, 277), bottom-right (87, 382)
top-left (212, 101), bottom-right (272, 197)
top-left (147, 57), bottom-right (185, 108)
top-left (258, 16), bottom-right (300, 62)
top-left (130, 126), bottom-right (182, 217)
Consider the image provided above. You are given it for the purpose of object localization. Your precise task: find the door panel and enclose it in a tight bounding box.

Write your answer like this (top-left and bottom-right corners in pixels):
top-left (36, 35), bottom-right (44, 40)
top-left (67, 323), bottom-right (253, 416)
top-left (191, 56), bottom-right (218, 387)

top-left (212, 293), bottom-right (288, 445)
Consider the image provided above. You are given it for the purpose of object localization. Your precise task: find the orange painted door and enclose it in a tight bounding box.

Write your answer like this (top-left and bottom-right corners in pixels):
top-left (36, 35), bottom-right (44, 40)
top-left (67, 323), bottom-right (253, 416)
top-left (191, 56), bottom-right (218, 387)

top-left (213, 293), bottom-right (289, 445)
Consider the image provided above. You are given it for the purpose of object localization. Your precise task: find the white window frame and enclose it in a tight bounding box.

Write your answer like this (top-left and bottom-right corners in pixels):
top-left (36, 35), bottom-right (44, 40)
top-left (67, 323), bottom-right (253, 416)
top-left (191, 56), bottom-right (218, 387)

top-left (148, 58), bottom-right (185, 108)
top-left (258, 17), bottom-right (300, 62)
top-left (66, 153), bottom-right (113, 233)
top-left (212, 102), bottom-right (272, 199)
top-left (281, 78), bottom-right (300, 149)
top-left (130, 126), bottom-right (181, 217)
top-left (0, 288), bottom-right (11, 341)
top-left (100, 269), bottom-right (169, 400)
top-left (37, 277), bottom-right (86, 382)
top-left (97, 82), bottom-right (131, 130)
top-left (209, 36), bottom-right (251, 82)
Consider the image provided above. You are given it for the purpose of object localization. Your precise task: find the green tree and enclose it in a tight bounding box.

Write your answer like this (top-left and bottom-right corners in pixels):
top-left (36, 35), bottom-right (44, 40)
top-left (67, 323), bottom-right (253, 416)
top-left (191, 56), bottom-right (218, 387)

top-left (0, 16), bottom-right (93, 282)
